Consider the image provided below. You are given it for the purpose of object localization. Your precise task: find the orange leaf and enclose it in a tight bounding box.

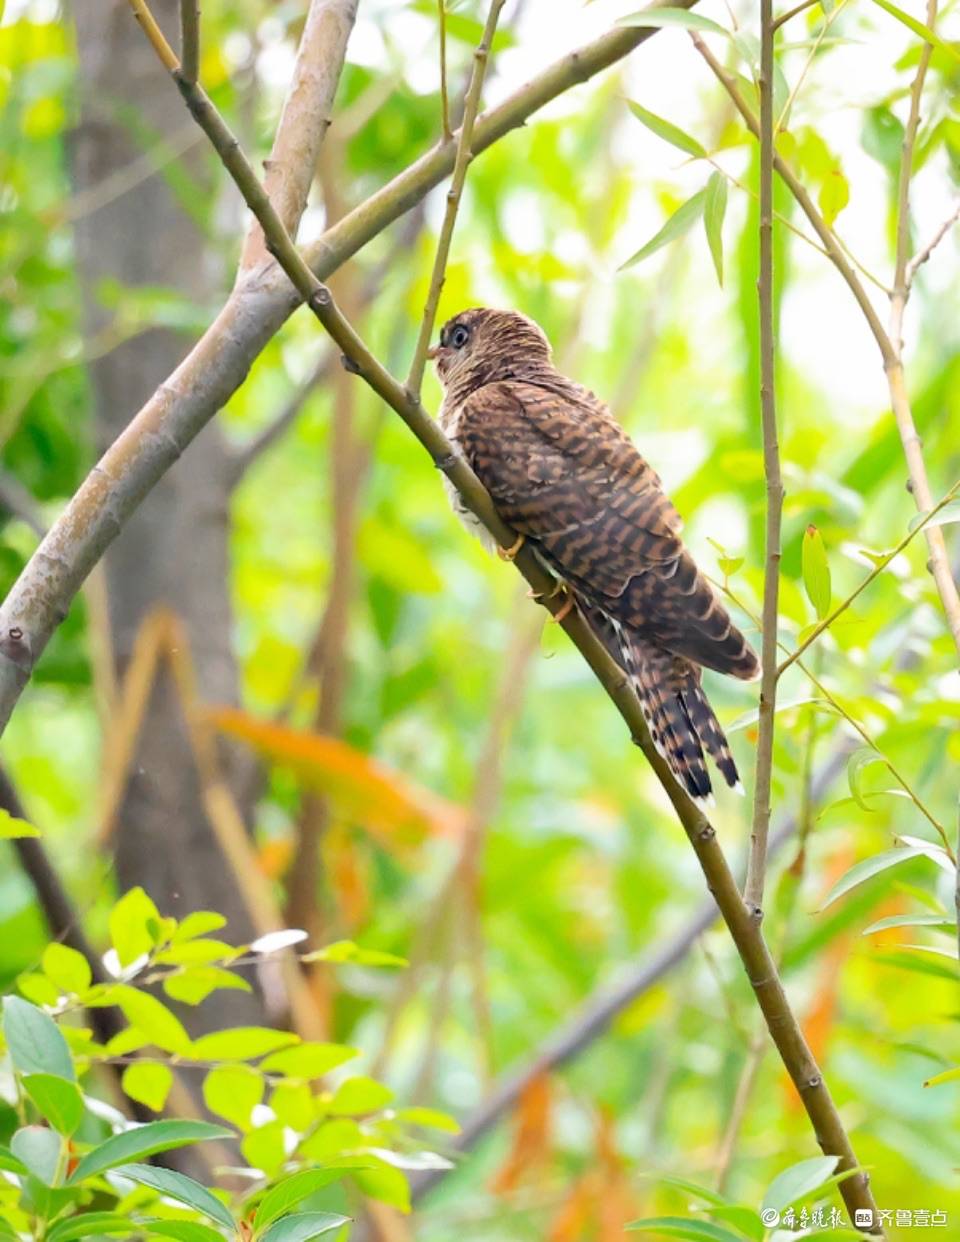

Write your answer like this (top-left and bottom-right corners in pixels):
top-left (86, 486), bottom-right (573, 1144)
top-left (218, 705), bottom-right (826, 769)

top-left (205, 707), bottom-right (466, 847)
top-left (548, 1172), bottom-right (598, 1242)
top-left (491, 1074), bottom-right (552, 1195)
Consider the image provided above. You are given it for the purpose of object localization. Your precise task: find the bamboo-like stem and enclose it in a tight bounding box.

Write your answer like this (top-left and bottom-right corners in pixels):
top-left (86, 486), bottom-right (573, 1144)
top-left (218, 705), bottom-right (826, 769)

top-left (133, 17), bottom-right (880, 1226)
top-left (438, 0), bottom-right (451, 141)
top-left (406, 0), bottom-right (506, 396)
top-left (777, 478), bottom-right (960, 678)
top-left (179, 0), bottom-right (199, 84)
top-left (692, 24), bottom-right (960, 660)
top-left (745, 0), bottom-right (782, 912)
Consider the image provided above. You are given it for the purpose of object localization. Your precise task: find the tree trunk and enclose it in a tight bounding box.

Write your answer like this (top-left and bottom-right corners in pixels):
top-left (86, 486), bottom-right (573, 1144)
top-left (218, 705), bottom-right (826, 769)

top-left (69, 0), bottom-right (264, 1031)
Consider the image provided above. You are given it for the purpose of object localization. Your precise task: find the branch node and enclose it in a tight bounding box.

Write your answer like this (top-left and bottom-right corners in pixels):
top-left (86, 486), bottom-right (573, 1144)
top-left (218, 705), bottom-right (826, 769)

top-left (340, 354), bottom-right (361, 375)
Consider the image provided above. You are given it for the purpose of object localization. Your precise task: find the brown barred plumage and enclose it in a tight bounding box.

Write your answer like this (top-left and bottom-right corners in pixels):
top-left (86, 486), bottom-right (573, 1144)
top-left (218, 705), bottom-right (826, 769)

top-left (431, 308), bottom-right (760, 802)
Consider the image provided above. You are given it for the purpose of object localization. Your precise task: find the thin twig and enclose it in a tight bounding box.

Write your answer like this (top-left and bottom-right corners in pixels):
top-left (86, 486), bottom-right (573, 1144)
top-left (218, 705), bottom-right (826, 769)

top-left (904, 199), bottom-right (960, 288)
top-left (407, 0), bottom-right (506, 396)
top-left (776, 477), bottom-right (960, 678)
top-left (745, 0), bottom-right (783, 912)
top-left (179, 0), bottom-right (199, 85)
top-left (438, 0), bottom-right (452, 141)
top-left (694, 24), bottom-right (960, 661)
top-left (132, 12), bottom-right (881, 1223)
top-left (228, 350), bottom-right (331, 487)
top-left (772, 0), bottom-right (818, 30)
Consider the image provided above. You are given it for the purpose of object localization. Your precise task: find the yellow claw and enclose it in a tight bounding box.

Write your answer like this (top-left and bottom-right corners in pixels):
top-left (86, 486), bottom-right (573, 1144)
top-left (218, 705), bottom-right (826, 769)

top-left (498, 533), bottom-right (526, 562)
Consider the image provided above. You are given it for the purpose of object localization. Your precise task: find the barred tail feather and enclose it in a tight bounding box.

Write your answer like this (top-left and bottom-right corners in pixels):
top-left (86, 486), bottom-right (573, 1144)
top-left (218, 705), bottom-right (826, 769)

top-left (633, 656), bottom-right (713, 802)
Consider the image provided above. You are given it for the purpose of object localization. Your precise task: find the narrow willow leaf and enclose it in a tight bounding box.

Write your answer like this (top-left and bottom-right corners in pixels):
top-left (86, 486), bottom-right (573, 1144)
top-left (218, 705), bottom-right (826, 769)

top-left (620, 190), bottom-right (707, 270)
top-left (0, 807), bottom-right (40, 838)
top-left (46, 1214), bottom-right (134, 1242)
top-left (260, 1213), bottom-right (351, 1242)
top-left (627, 101), bottom-right (706, 158)
top-left (625, 1217), bottom-right (744, 1240)
top-left (924, 1065), bottom-right (960, 1087)
top-left (703, 171), bottom-right (727, 285)
top-left (142, 1224), bottom-right (225, 1242)
top-left (863, 913), bottom-right (956, 935)
top-left (762, 1155), bottom-right (839, 1212)
top-left (617, 8), bottom-right (730, 35)
top-left (115, 1162), bottom-right (236, 1230)
top-left (909, 499), bottom-right (960, 531)
top-left (819, 845), bottom-right (931, 910)
top-left (867, 0), bottom-right (960, 64)
top-left (801, 525), bottom-right (831, 618)
top-left (847, 746), bottom-right (883, 811)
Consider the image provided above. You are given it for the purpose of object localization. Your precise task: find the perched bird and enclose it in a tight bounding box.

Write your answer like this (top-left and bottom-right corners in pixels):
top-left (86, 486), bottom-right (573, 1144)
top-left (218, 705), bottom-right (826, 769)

top-left (429, 307), bottom-right (760, 802)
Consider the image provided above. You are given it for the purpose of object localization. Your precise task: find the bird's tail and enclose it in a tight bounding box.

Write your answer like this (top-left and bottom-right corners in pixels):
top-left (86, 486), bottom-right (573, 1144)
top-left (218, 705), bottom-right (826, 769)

top-left (583, 605), bottom-right (741, 802)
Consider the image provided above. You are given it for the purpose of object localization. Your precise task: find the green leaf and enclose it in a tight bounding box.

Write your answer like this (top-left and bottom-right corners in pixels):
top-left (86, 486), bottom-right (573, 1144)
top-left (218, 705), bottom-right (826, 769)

top-left (163, 965), bottom-right (252, 1005)
top-left (875, 949), bottom-right (958, 980)
top-left (625, 1217), bottom-right (743, 1240)
top-left (270, 1081), bottom-right (315, 1131)
top-left (191, 1027), bottom-right (299, 1061)
top-left (642, 1174), bottom-right (730, 1207)
top-left (801, 525), bottom-right (831, 619)
top-left (109, 886), bottom-right (162, 968)
top-left (867, 0), bottom-right (960, 64)
top-left (254, 1168), bottom-right (366, 1231)
top-left (171, 911), bottom-right (228, 942)
top-left (696, 1206), bottom-right (763, 1242)
top-left (41, 944), bottom-right (92, 996)
top-left (703, 171), bottom-right (727, 285)
top-left (0, 1143), bottom-right (29, 1175)
top-left (121, 1061), bottom-right (174, 1112)
top-left (301, 941), bottom-right (406, 968)
top-left (819, 846), bottom-right (932, 910)
top-left (242, 1120), bottom-right (288, 1178)
top-left (394, 1106), bottom-right (461, 1134)
top-left (68, 1120), bottom-right (234, 1183)
top-left (620, 189), bottom-right (707, 269)
top-left (0, 807), bottom-right (40, 837)
top-left (617, 9), bottom-right (730, 36)
top-left (46, 1213), bottom-right (135, 1241)
top-left (142, 1223), bottom-right (226, 1242)
top-left (863, 913), bottom-right (956, 935)
top-left (260, 1213), bottom-right (351, 1242)
top-left (11, 1125), bottom-right (62, 1185)
top-left (351, 1165), bottom-right (410, 1213)
top-left (3, 996), bottom-right (75, 1081)
top-left (818, 167), bottom-right (850, 226)
top-left (762, 1155), bottom-right (840, 1212)
top-left (106, 985), bottom-right (192, 1054)
top-left (260, 1042), bottom-right (358, 1078)
top-left (924, 1066), bottom-right (960, 1087)
top-left (22, 1073), bottom-right (84, 1135)
top-left (846, 746), bottom-right (884, 811)
top-left (627, 101), bottom-right (706, 158)
top-left (153, 939), bottom-right (238, 966)
top-left (328, 1076), bottom-right (394, 1115)
top-left (203, 1064), bottom-right (264, 1129)
top-left (114, 1162), bottom-right (236, 1230)
top-left (909, 499), bottom-right (960, 531)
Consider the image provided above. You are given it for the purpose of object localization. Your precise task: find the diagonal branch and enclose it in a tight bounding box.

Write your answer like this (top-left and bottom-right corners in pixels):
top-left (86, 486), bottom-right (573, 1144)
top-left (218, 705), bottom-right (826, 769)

top-left (406, 0), bottom-right (506, 396)
top-left (136, 17), bottom-right (881, 1228)
top-left (238, 0), bottom-right (359, 271)
top-left (745, 0), bottom-right (783, 912)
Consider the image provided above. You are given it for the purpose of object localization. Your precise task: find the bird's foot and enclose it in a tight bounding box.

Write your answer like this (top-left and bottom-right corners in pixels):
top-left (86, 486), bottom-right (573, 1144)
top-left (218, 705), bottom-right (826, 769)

top-left (497, 533), bottom-right (526, 562)
top-left (527, 579), bottom-right (565, 601)
top-left (550, 589), bottom-right (575, 624)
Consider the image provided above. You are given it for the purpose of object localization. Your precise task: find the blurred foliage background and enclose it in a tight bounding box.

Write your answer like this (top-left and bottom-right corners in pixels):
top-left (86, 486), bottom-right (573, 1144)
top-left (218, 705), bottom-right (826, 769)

top-left (1, 0), bottom-right (959, 1237)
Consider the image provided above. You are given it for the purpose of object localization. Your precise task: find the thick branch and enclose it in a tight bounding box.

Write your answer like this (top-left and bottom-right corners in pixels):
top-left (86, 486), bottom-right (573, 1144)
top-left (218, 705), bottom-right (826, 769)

top-left (406, 0), bottom-right (506, 395)
top-left (745, 0), bottom-right (783, 912)
top-left (239, 0), bottom-right (359, 270)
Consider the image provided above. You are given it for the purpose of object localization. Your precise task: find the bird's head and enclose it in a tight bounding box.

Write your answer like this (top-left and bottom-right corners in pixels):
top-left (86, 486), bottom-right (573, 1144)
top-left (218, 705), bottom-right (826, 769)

top-left (428, 307), bottom-right (553, 398)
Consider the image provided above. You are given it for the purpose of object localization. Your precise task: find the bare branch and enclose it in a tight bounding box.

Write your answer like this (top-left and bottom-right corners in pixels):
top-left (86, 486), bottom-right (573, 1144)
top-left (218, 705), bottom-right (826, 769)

top-left (438, 0), bottom-right (452, 141)
top-left (904, 199), bottom-right (960, 288)
top-left (0, 470), bottom-right (45, 538)
top-left (179, 0), bottom-right (199, 85)
top-left (407, 0), bottom-right (506, 396)
top-left (239, 0), bottom-right (359, 271)
top-left (745, 0), bottom-right (783, 912)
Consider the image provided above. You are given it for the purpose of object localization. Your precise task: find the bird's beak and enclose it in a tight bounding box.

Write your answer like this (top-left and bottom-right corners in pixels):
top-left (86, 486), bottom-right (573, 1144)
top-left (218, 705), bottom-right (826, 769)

top-left (426, 345), bottom-right (440, 360)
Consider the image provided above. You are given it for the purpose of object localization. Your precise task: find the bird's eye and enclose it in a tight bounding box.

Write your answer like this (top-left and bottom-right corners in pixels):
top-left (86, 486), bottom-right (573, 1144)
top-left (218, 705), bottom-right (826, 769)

top-left (450, 324), bottom-right (470, 349)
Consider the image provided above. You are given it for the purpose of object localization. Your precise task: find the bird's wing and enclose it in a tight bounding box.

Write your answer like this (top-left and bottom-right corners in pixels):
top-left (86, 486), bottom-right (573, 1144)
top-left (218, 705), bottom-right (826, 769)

top-left (456, 380), bottom-right (759, 681)
top-left (456, 379), bottom-right (683, 598)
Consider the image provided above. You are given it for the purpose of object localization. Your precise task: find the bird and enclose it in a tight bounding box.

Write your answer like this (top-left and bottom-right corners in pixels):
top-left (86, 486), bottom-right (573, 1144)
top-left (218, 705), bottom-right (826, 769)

top-left (428, 306), bottom-right (760, 803)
